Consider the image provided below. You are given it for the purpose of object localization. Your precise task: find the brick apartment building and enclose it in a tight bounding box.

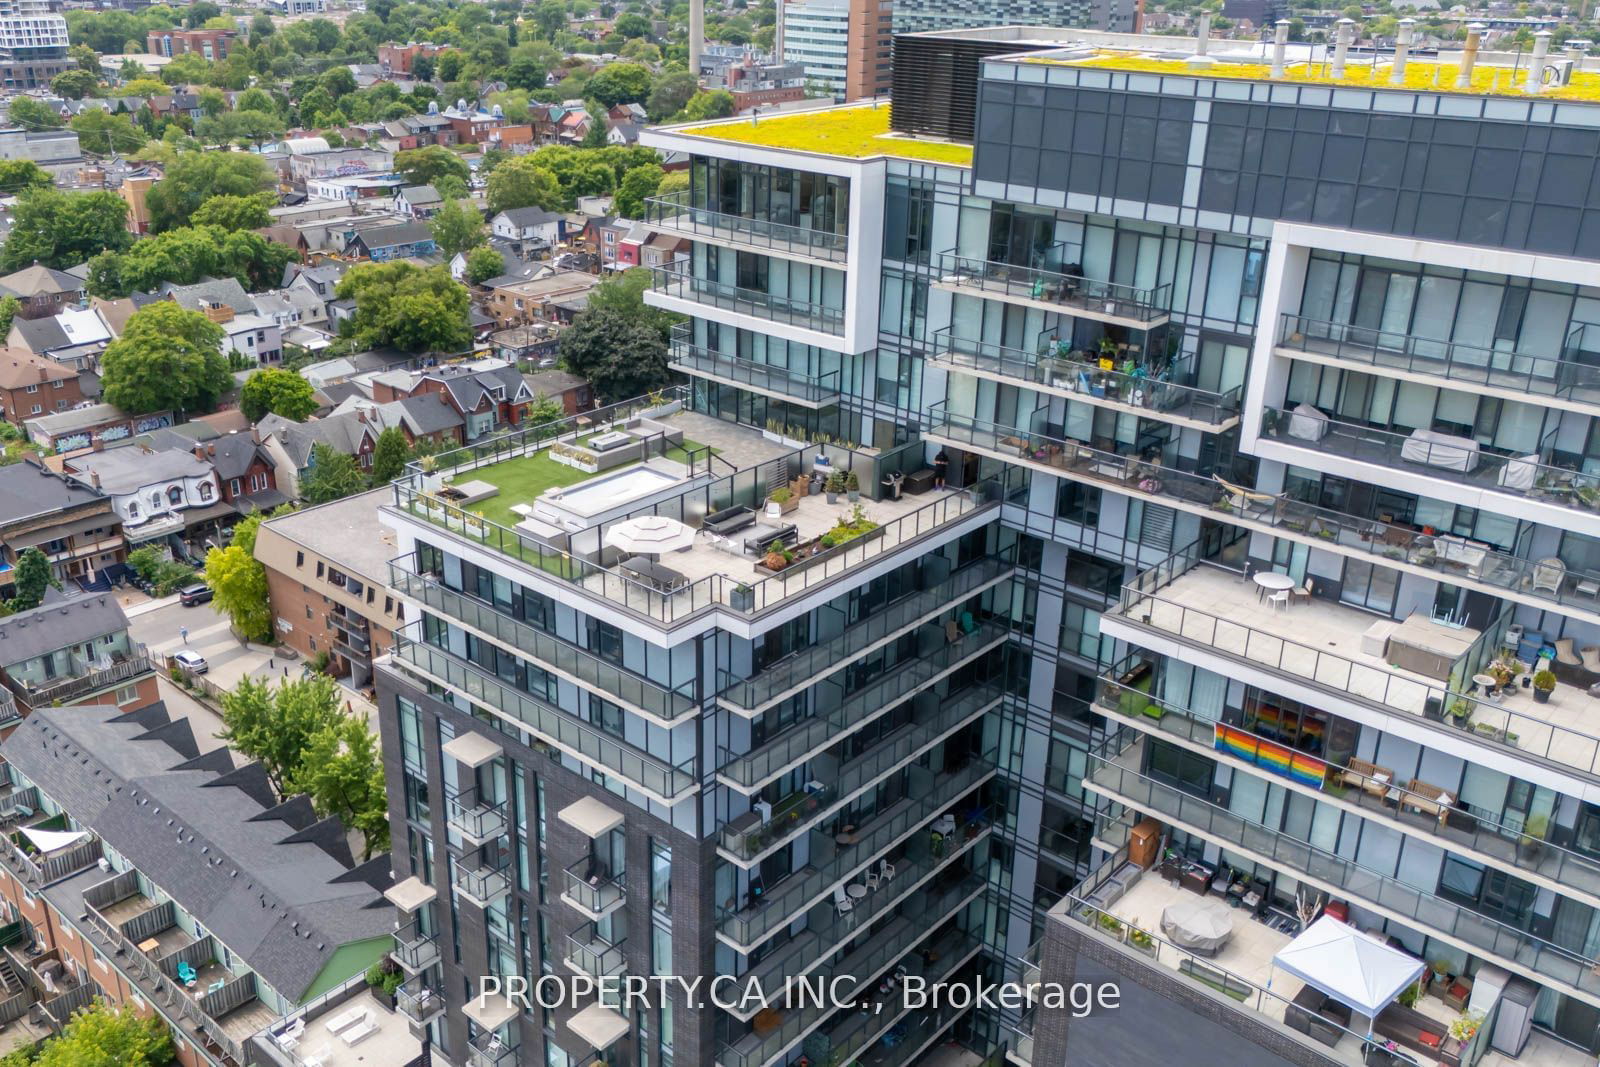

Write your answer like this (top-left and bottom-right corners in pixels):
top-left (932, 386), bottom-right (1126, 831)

top-left (0, 350), bottom-right (83, 423)
top-left (146, 28), bottom-right (236, 59)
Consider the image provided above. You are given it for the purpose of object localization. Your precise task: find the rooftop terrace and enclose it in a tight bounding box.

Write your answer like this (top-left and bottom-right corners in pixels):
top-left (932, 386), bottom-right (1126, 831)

top-left (673, 104), bottom-right (974, 166)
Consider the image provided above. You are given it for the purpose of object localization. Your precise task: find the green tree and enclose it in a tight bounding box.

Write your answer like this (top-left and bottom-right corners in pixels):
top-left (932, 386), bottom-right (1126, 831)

top-left (680, 89), bottom-right (735, 121)
top-left (185, 0), bottom-right (221, 27)
top-left (7, 96), bottom-right (62, 130)
top-left (300, 442), bottom-right (368, 505)
top-left (22, 1001), bottom-right (173, 1067)
top-left (319, 65), bottom-right (357, 99)
top-left (0, 160), bottom-right (51, 196)
top-left (50, 69), bottom-right (99, 100)
top-left (219, 674), bottom-right (343, 795)
top-left (0, 296), bottom-right (20, 341)
top-left (69, 43), bottom-right (99, 73)
top-left (436, 50), bottom-right (465, 82)
top-left (336, 261), bottom-right (472, 354)
top-left (292, 715), bottom-right (389, 859)
top-left (612, 11), bottom-right (651, 37)
top-left (100, 302), bottom-right (230, 414)
top-left (581, 112), bottom-right (610, 148)
top-left (1, 189), bottom-right (130, 271)
top-left (8, 547), bottom-right (59, 613)
top-left (395, 144), bottom-right (471, 188)
top-left (240, 367), bottom-right (317, 421)
top-left (646, 70), bottom-right (697, 121)
top-left (466, 245), bottom-right (506, 285)
top-left (429, 198), bottom-right (486, 257)
top-left (191, 191), bottom-right (274, 231)
top-left (586, 62), bottom-right (652, 107)
top-left (69, 109), bottom-right (148, 155)
top-left (656, 169), bottom-right (688, 198)
top-left (486, 155), bottom-right (563, 213)
top-left (368, 425), bottom-right (410, 484)
top-left (146, 150), bottom-right (275, 232)
top-left (235, 87), bottom-right (277, 115)
top-left (613, 162), bottom-right (663, 217)
top-left (557, 307), bottom-right (671, 404)
top-left (204, 512), bottom-right (271, 641)
top-left (534, 0), bottom-right (566, 40)
top-left (587, 265), bottom-right (674, 341)
top-left (411, 53), bottom-right (436, 82)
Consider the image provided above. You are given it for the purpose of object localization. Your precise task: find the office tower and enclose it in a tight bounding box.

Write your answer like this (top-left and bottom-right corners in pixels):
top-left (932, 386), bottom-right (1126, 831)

top-left (369, 19), bottom-right (1600, 1067)
top-left (0, 0), bottom-right (67, 90)
top-left (783, 0), bottom-right (893, 101)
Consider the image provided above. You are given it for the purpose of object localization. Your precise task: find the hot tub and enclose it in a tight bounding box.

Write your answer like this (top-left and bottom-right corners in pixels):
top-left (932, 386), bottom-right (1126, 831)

top-left (536, 463), bottom-right (689, 525)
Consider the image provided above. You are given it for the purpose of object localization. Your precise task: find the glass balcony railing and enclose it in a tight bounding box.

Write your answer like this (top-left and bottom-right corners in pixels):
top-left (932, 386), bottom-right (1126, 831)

top-left (717, 682), bottom-right (1002, 861)
top-left (1088, 735), bottom-right (1600, 1000)
top-left (396, 977), bottom-right (444, 1025)
top-left (469, 1030), bottom-right (518, 1067)
top-left (717, 756), bottom-right (996, 948)
top-left (391, 559), bottom-right (698, 722)
top-left (718, 556), bottom-right (1015, 713)
top-left (391, 916), bottom-right (439, 972)
top-left (566, 923), bottom-right (626, 979)
top-left (1094, 654), bottom-right (1600, 904)
top-left (668, 328), bottom-right (842, 407)
top-left (446, 786), bottom-right (508, 844)
top-left (644, 190), bottom-right (849, 261)
top-left (1117, 541), bottom-right (1600, 782)
top-left (716, 618), bottom-right (1009, 791)
top-left (393, 632), bottom-right (697, 799)
top-left (1258, 406), bottom-right (1598, 516)
top-left (717, 882), bottom-right (983, 1067)
top-left (563, 857), bottom-right (626, 917)
top-left (1279, 313), bottom-right (1600, 404)
top-left (930, 328), bottom-right (1241, 427)
top-left (933, 251), bottom-right (1171, 324)
top-left (649, 265), bottom-right (845, 336)
top-left (453, 858), bottom-right (511, 907)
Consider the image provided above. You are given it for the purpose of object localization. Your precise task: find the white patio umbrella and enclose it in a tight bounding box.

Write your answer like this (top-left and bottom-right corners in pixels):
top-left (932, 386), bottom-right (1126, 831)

top-left (604, 515), bottom-right (696, 556)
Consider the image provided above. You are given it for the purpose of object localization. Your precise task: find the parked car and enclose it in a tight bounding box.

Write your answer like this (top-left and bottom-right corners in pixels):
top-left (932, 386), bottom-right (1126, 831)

top-left (179, 583), bottom-right (213, 607)
top-left (172, 650), bottom-right (208, 674)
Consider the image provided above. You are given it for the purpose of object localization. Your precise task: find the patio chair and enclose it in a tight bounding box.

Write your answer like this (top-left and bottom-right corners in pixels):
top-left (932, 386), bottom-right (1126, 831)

top-left (176, 961), bottom-right (197, 987)
top-left (879, 859), bottom-right (895, 883)
top-left (832, 885), bottom-right (853, 917)
top-left (1292, 578), bottom-right (1314, 604)
top-left (865, 871), bottom-right (880, 891)
top-left (1530, 557), bottom-right (1567, 596)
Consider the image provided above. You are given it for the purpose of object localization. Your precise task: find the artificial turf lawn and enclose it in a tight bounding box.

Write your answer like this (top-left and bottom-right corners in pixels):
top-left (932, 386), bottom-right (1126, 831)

top-left (449, 439), bottom-right (713, 528)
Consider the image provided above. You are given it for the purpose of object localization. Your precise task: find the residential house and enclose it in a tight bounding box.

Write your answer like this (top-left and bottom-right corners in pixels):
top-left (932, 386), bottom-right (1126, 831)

top-left (216, 311), bottom-right (283, 367)
top-left (253, 489), bottom-right (406, 687)
top-left (256, 410), bottom-right (378, 497)
top-left (490, 206), bottom-right (562, 253)
top-left (0, 703), bottom-right (405, 1067)
top-left (642, 231), bottom-right (686, 269)
top-left (367, 357), bottom-right (533, 441)
top-left (579, 215), bottom-right (634, 270)
top-left (0, 265), bottom-right (84, 321)
top-left (119, 173), bottom-right (156, 234)
top-left (22, 404), bottom-right (171, 455)
top-left (6, 306), bottom-right (112, 370)
top-left (283, 262), bottom-right (349, 322)
top-left (329, 393), bottom-right (464, 452)
top-left (249, 287), bottom-right (327, 332)
top-left (0, 595), bottom-right (158, 720)
top-left (192, 432), bottom-right (286, 516)
top-left (441, 100), bottom-right (506, 145)
top-left (489, 323), bottom-right (558, 365)
top-left (144, 91), bottom-right (202, 123)
top-left (448, 239), bottom-right (532, 284)
top-left (483, 270), bottom-right (599, 329)
top-left (377, 41), bottom-right (443, 75)
top-left (61, 446), bottom-right (223, 547)
top-left (159, 278), bottom-right (254, 317)
top-left (408, 109), bottom-right (457, 146)
top-left (0, 349), bottom-right (83, 422)
top-left (303, 174), bottom-right (405, 203)
top-left (606, 120), bottom-right (641, 145)
top-left (0, 461), bottom-right (124, 591)
top-left (345, 221), bottom-right (438, 262)
top-left (393, 184), bottom-right (443, 219)
top-left (521, 368), bottom-right (593, 416)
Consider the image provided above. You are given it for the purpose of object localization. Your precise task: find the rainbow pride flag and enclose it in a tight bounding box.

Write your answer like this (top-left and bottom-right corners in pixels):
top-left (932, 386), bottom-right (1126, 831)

top-left (1214, 723), bottom-right (1326, 789)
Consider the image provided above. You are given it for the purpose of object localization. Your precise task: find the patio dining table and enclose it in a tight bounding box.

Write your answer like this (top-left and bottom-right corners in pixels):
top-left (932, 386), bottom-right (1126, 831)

top-left (620, 557), bottom-right (689, 594)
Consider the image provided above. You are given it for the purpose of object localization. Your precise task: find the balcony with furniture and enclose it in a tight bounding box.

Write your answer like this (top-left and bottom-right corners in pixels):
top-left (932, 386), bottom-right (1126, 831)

top-left (562, 855), bottom-right (626, 921)
top-left (390, 916), bottom-right (438, 974)
top-left (255, 977), bottom-right (422, 1067)
top-left (395, 976), bottom-right (444, 1026)
top-left (932, 250), bottom-right (1172, 329)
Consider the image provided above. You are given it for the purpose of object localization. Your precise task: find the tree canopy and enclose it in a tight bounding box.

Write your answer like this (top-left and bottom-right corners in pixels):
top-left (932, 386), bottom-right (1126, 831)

top-left (395, 144), bottom-right (471, 188)
top-left (88, 224), bottom-right (296, 297)
top-left (241, 367), bottom-right (317, 422)
top-left (146, 151), bottom-right (276, 232)
top-left (204, 511), bottom-right (271, 641)
top-left (429, 198), bottom-right (486, 257)
top-left (99, 302), bottom-right (231, 415)
top-left (292, 714), bottom-right (389, 859)
top-left (190, 191), bottom-right (276, 231)
top-left (219, 674), bottom-right (343, 796)
top-left (335, 261), bottom-right (471, 354)
top-left (8, 547), bottom-right (60, 614)
top-left (1, 189), bottom-right (130, 271)
top-left (558, 306), bottom-right (671, 404)
top-left (466, 245), bottom-right (506, 285)
top-left (300, 442), bottom-right (369, 505)
top-left (0, 1002), bottom-right (174, 1067)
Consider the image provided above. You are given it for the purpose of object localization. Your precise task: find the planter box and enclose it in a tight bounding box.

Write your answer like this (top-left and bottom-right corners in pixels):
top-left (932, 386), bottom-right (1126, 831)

top-left (753, 525), bottom-right (886, 577)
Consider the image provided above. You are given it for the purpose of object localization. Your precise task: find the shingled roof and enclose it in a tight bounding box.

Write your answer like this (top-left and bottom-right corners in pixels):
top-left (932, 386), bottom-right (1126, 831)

top-left (2, 704), bottom-right (394, 1001)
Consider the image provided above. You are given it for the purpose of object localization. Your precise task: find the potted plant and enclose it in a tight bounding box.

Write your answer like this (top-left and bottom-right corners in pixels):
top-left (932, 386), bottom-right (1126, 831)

top-left (766, 486), bottom-right (796, 515)
top-left (1448, 1011), bottom-right (1485, 1043)
top-left (1128, 927), bottom-right (1155, 953)
top-left (1097, 912), bottom-right (1124, 940)
top-left (845, 470), bottom-right (860, 503)
top-left (1448, 699), bottom-right (1472, 727)
top-left (730, 583), bottom-right (754, 611)
top-left (1533, 669), bottom-right (1557, 704)
top-left (824, 470), bottom-right (846, 504)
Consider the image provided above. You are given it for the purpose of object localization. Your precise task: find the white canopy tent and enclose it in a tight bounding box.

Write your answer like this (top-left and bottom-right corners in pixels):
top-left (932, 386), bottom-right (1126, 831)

top-left (1271, 916), bottom-right (1426, 1028)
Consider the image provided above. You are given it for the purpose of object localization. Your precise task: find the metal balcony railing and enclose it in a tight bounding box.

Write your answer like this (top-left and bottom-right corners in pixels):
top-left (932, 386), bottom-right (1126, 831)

top-left (391, 916), bottom-right (439, 972)
top-left (566, 923), bottom-right (626, 979)
top-left (649, 264), bottom-right (846, 335)
top-left (454, 858), bottom-right (512, 907)
top-left (563, 858), bottom-right (626, 917)
top-left (446, 786), bottom-right (508, 845)
top-left (668, 327), bottom-right (842, 407)
top-left (933, 251), bottom-right (1171, 324)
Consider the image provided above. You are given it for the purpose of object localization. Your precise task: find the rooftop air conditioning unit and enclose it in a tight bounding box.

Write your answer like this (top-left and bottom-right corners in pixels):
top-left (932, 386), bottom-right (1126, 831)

top-left (1544, 58), bottom-right (1575, 86)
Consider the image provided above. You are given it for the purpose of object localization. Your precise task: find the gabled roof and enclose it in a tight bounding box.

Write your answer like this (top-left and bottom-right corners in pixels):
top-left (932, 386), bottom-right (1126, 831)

top-left (495, 206), bottom-right (562, 228)
top-left (397, 184), bottom-right (442, 206)
top-left (0, 264), bottom-right (83, 299)
top-left (4, 703), bottom-right (393, 1002)
top-left (0, 593), bottom-right (128, 668)
top-left (0, 348), bottom-right (76, 389)
top-left (201, 432), bottom-right (273, 481)
top-left (160, 277), bottom-right (254, 315)
top-left (351, 221), bottom-right (434, 251)
top-left (0, 462), bottom-right (109, 528)
top-left (258, 411), bottom-right (373, 467)
top-left (65, 446), bottom-right (213, 495)
top-left (7, 315), bottom-right (68, 355)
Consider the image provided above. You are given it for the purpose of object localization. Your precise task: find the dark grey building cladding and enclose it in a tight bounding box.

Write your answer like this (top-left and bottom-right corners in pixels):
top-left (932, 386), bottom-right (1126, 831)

top-left (973, 73), bottom-right (1600, 258)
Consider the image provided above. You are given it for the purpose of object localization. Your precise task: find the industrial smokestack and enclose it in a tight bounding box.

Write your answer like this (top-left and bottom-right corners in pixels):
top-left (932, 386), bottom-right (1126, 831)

top-left (689, 0), bottom-right (704, 83)
top-left (1271, 19), bottom-right (1289, 78)
top-left (1526, 30), bottom-right (1553, 93)
top-left (1391, 18), bottom-right (1415, 85)
top-left (1457, 23), bottom-right (1484, 89)
top-left (1331, 18), bottom-right (1355, 80)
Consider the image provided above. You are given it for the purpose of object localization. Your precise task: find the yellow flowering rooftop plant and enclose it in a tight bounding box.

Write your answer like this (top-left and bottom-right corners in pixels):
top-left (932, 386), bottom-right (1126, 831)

top-left (1032, 53), bottom-right (1600, 103)
top-left (679, 105), bottom-right (974, 166)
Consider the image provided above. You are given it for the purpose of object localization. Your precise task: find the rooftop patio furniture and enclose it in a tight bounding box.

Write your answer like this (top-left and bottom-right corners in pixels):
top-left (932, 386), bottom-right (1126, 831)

top-left (1287, 984), bottom-right (1353, 1048)
top-left (1553, 637), bottom-right (1596, 687)
top-left (1399, 780), bottom-right (1452, 820)
top-left (1340, 758), bottom-right (1395, 800)
top-left (1401, 428), bottom-right (1479, 472)
top-left (176, 961), bottom-right (197, 987)
top-left (703, 505), bottom-right (756, 536)
top-left (1530, 557), bottom-right (1567, 596)
top-left (1373, 1001), bottom-right (1460, 1067)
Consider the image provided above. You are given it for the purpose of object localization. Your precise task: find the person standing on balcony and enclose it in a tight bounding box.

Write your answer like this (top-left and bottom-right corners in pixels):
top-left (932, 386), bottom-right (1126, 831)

top-left (934, 449), bottom-right (950, 490)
